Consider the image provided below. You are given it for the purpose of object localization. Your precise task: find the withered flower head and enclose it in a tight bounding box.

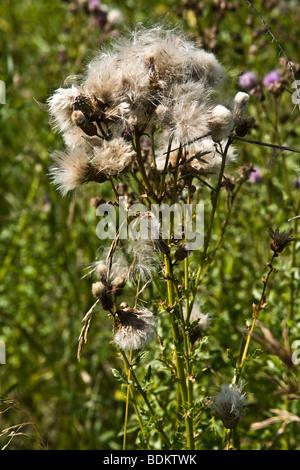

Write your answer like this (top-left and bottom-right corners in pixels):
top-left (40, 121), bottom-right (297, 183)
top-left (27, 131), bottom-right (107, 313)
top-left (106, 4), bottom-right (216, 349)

top-left (209, 383), bottom-right (246, 429)
top-left (237, 162), bottom-right (254, 182)
top-left (268, 227), bottom-right (294, 254)
top-left (222, 174), bottom-right (236, 193)
top-left (91, 281), bottom-right (113, 311)
top-left (114, 307), bottom-right (156, 350)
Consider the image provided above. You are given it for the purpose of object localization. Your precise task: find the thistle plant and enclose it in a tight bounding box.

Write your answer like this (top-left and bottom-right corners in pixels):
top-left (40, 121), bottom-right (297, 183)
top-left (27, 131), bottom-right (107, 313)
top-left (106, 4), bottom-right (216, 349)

top-left (46, 23), bottom-right (297, 450)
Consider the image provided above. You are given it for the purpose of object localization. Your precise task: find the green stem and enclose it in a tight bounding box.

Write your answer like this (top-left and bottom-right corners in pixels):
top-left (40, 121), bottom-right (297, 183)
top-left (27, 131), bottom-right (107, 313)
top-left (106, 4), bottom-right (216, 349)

top-left (123, 349), bottom-right (133, 450)
top-left (235, 252), bottom-right (276, 383)
top-left (190, 139), bottom-right (232, 314)
top-left (164, 254), bottom-right (194, 450)
top-left (159, 137), bottom-right (174, 201)
top-left (120, 350), bottom-right (171, 448)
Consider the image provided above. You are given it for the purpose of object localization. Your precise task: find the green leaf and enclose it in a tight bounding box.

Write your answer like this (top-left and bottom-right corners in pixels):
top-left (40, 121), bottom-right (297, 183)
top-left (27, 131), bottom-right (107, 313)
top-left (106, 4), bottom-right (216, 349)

top-left (144, 365), bottom-right (152, 383)
top-left (226, 348), bottom-right (237, 368)
top-left (111, 368), bottom-right (128, 384)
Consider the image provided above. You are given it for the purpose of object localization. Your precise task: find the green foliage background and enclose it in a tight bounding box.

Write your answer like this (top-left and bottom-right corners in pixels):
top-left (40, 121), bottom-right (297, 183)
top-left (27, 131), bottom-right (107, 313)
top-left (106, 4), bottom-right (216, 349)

top-left (0, 0), bottom-right (299, 450)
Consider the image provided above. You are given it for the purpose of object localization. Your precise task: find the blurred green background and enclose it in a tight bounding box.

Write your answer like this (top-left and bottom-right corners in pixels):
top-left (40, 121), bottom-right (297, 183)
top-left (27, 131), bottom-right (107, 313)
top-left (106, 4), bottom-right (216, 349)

top-left (0, 0), bottom-right (299, 449)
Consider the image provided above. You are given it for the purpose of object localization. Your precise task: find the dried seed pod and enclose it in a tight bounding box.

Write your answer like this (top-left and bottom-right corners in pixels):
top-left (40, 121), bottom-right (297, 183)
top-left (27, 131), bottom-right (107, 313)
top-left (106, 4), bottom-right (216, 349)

top-left (268, 227), bottom-right (294, 254)
top-left (114, 307), bottom-right (156, 350)
top-left (111, 276), bottom-right (126, 296)
top-left (209, 383), bottom-right (246, 429)
top-left (91, 281), bottom-right (113, 311)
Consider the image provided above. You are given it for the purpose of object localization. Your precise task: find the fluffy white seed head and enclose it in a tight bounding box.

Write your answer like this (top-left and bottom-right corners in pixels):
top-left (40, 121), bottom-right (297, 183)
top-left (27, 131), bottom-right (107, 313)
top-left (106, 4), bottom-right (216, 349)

top-left (188, 303), bottom-right (211, 332)
top-left (210, 383), bottom-right (246, 429)
top-left (49, 148), bottom-right (91, 196)
top-left (92, 138), bottom-right (135, 177)
top-left (187, 137), bottom-right (236, 172)
top-left (48, 85), bottom-right (82, 133)
top-left (209, 105), bottom-right (234, 142)
top-left (233, 91), bottom-right (250, 123)
top-left (156, 136), bottom-right (236, 174)
top-left (48, 25), bottom-right (237, 193)
top-left (91, 281), bottom-right (106, 298)
top-left (107, 8), bottom-right (123, 26)
top-left (114, 308), bottom-right (156, 350)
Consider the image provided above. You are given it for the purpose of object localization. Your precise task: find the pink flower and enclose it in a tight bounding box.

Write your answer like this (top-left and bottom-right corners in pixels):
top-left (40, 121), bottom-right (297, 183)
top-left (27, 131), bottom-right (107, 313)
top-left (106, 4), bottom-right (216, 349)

top-left (238, 72), bottom-right (258, 90)
top-left (249, 167), bottom-right (263, 184)
top-left (263, 69), bottom-right (281, 86)
top-left (88, 0), bottom-right (101, 12)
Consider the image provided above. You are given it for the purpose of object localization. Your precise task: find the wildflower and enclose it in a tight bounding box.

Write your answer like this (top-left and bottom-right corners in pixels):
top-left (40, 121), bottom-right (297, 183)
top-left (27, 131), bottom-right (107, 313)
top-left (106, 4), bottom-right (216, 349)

top-left (155, 80), bottom-right (213, 145)
top-left (113, 307), bottom-right (156, 350)
top-left (268, 227), bottom-right (294, 254)
top-left (88, 0), bottom-right (101, 12)
top-left (95, 260), bottom-right (108, 281)
top-left (92, 138), bottom-right (135, 177)
top-left (189, 304), bottom-right (210, 332)
top-left (238, 72), bottom-right (258, 90)
top-left (49, 148), bottom-right (107, 196)
top-left (208, 105), bottom-right (234, 142)
top-left (129, 238), bottom-right (162, 282)
top-left (237, 162), bottom-right (254, 182)
top-left (184, 303), bottom-right (210, 344)
top-left (232, 91), bottom-right (250, 124)
top-left (111, 276), bottom-right (126, 296)
top-left (47, 85), bottom-right (90, 149)
top-left (109, 261), bottom-right (128, 296)
top-left (107, 8), bottom-right (123, 26)
top-left (48, 26), bottom-right (239, 191)
top-left (249, 167), bottom-right (263, 184)
top-left (91, 281), bottom-right (113, 311)
top-left (210, 383), bottom-right (246, 429)
top-left (263, 69), bottom-right (281, 86)
top-left (222, 174), bottom-right (236, 193)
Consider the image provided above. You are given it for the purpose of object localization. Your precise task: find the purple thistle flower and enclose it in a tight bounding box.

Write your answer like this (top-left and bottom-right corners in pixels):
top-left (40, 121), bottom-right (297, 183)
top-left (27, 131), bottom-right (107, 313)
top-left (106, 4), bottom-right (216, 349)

top-left (89, 0), bottom-right (101, 12)
top-left (238, 72), bottom-right (258, 90)
top-left (249, 167), bottom-right (263, 184)
top-left (263, 69), bottom-right (281, 86)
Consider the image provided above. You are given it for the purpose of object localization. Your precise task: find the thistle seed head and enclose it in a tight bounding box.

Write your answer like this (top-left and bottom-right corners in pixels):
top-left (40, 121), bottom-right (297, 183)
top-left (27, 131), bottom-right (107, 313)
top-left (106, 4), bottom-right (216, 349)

top-left (209, 383), bottom-right (246, 429)
top-left (114, 307), bottom-right (156, 351)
